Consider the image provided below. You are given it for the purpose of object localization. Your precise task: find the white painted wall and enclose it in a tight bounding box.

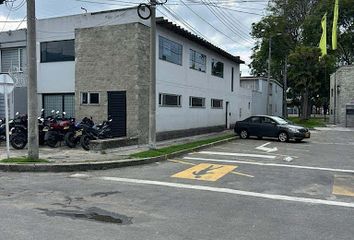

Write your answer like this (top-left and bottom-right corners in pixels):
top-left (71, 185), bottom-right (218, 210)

top-left (240, 78), bottom-right (283, 116)
top-left (36, 7), bottom-right (149, 95)
top-left (156, 27), bottom-right (252, 132)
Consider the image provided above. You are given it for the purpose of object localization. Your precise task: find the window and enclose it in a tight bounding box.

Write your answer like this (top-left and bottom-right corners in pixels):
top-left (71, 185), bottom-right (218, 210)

top-left (189, 49), bottom-right (206, 72)
top-left (43, 93), bottom-right (75, 118)
top-left (189, 96), bottom-right (205, 108)
top-left (81, 92), bottom-right (100, 105)
top-left (262, 117), bottom-right (276, 124)
top-left (159, 36), bottom-right (182, 65)
top-left (248, 102), bottom-right (251, 110)
top-left (211, 99), bottom-right (223, 109)
top-left (331, 88), bottom-right (334, 97)
top-left (249, 116), bottom-right (260, 123)
top-left (211, 59), bottom-right (224, 78)
top-left (40, 40), bottom-right (75, 63)
top-left (1, 48), bottom-right (25, 72)
top-left (159, 93), bottom-right (181, 107)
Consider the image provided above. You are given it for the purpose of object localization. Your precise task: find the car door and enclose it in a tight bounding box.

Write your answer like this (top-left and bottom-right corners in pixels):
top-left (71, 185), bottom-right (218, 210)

top-left (248, 116), bottom-right (262, 136)
top-left (261, 117), bottom-right (278, 137)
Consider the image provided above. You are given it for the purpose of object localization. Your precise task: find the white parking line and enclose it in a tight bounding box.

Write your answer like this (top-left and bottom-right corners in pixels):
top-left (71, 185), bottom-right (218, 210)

top-left (98, 176), bottom-right (354, 209)
top-left (184, 156), bottom-right (354, 174)
top-left (197, 151), bottom-right (277, 159)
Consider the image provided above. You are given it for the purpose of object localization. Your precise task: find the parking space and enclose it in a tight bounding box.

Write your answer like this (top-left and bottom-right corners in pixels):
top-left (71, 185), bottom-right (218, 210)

top-left (86, 128), bottom-right (354, 205)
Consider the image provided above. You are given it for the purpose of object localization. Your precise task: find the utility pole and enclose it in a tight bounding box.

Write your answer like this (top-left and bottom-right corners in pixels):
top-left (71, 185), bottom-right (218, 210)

top-left (148, 0), bottom-right (157, 149)
top-left (266, 36), bottom-right (272, 115)
top-left (27, 0), bottom-right (39, 159)
top-left (283, 56), bottom-right (288, 118)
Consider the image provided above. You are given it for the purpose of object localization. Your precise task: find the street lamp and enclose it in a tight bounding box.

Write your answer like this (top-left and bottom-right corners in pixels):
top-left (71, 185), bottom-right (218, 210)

top-left (266, 33), bottom-right (282, 115)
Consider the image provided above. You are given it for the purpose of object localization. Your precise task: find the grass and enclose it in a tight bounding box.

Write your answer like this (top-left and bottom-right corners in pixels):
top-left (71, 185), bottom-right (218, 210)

top-left (130, 134), bottom-right (235, 158)
top-left (288, 116), bottom-right (327, 129)
top-left (0, 157), bottom-right (49, 164)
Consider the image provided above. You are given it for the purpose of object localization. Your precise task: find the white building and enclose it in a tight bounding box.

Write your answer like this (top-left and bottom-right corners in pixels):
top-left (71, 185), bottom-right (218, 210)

top-left (0, 7), bottom-right (252, 142)
top-left (0, 29), bottom-right (27, 118)
top-left (240, 76), bottom-right (283, 117)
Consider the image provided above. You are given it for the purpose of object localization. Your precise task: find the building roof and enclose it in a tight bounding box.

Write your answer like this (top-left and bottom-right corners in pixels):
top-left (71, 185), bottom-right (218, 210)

top-left (156, 17), bottom-right (244, 64)
top-left (240, 76), bottom-right (283, 88)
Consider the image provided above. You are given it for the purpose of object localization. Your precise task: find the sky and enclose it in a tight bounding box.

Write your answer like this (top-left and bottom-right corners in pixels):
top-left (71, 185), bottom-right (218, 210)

top-left (0, 0), bottom-right (269, 75)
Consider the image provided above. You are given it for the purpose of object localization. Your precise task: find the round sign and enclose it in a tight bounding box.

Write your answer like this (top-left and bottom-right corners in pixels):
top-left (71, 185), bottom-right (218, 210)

top-left (137, 3), bottom-right (151, 20)
top-left (0, 73), bottom-right (14, 94)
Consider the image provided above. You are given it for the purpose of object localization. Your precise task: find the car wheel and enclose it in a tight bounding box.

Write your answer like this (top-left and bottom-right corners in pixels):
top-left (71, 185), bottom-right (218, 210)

top-left (239, 129), bottom-right (249, 139)
top-left (278, 132), bottom-right (288, 142)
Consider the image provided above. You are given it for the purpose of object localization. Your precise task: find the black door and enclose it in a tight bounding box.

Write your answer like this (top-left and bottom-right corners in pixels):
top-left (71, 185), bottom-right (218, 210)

top-left (225, 102), bottom-right (229, 128)
top-left (107, 91), bottom-right (126, 137)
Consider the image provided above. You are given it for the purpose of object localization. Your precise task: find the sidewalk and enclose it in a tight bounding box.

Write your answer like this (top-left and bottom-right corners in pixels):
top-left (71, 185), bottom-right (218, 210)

top-left (0, 130), bottom-right (235, 171)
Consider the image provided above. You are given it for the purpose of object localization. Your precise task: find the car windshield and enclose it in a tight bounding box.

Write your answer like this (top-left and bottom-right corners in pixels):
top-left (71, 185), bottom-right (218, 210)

top-left (271, 116), bottom-right (289, 125)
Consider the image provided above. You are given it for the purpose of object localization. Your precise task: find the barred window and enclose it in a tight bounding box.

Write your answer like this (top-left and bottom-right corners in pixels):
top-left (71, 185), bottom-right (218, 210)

top-left (189, 96), bottom-right (205, 108)
top-left (211, 99), bottom-right (223, 109)
top-left (159, 93), bottom-right (181, 107)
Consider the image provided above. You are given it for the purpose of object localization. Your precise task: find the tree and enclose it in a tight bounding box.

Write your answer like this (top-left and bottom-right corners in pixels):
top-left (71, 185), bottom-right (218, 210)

top-left (288, 46), bottom-right (322, 119)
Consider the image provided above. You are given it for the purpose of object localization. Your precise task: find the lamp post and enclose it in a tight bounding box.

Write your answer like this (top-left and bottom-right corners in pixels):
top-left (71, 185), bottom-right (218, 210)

top-left (266, 32), bottom-right (285, 116)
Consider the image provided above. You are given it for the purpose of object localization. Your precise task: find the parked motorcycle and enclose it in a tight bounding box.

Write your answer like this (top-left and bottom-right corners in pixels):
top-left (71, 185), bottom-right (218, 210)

top-left (80, 118), bottom-right (113, 151)
top-left (9, 110), bottom-right (47, 149)
top-left (44, 111), bottom-right (75, 148)
top-left (64, 117), bottom-right (94, 148)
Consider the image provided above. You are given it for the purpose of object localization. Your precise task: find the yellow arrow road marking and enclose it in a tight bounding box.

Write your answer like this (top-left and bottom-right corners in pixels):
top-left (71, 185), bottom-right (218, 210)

top-left (171, 163), bottom-right (236, 181)
top-left (169, 159), bottom-right (254, 178)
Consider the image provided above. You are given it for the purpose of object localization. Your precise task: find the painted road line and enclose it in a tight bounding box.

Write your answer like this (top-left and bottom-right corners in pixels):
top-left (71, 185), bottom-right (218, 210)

top-left (197, 151), bottom-right (277, 159)
top-left (168, 160), bottom-right (254, 178)
top-left (256, 142), bottom-right (278, 153)
top-left (98, 177), bottom-right (354, 209)
top-left (212, 146), bottom-right (299, 158)
top-left (171, 163), bottom-right (237, 181)
top-left (183, 157), bottom-right (354, 174)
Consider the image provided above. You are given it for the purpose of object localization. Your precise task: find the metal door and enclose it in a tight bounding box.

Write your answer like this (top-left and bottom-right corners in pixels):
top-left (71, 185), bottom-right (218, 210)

top-left (107, 91), bottom-right (126, 137)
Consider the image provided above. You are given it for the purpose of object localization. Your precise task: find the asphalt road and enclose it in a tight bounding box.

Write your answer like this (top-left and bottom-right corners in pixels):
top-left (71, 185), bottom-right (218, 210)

top-left (1, 129), bottom-right (354, 240)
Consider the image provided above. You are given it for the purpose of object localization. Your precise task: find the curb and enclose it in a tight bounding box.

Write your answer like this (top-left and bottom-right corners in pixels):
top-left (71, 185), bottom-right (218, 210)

top-left (0, 136), bottom-right (237, 172)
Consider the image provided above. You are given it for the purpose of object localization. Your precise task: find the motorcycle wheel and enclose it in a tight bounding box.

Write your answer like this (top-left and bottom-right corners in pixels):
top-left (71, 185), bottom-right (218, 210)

top-left (46, 133), bottom-right (59, 148)
top-left (10, 133), bottom-right (27, 150)
top-left (64, 131), bottom-right (77, 148)
top-left (80, 134), bottom-right (91, 151)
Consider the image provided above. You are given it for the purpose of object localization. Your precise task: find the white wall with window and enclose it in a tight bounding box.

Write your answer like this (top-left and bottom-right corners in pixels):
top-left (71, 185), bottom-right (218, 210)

top-left (35, 8), bottom-right (149, 115)
top-left (240, 77), bottom-right (283, 116)
top-left (156, 26), bottom-right (252, 132)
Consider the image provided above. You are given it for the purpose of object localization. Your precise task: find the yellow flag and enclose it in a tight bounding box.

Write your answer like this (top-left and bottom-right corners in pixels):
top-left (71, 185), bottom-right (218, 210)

top-left (320, 13), bottom-right (327, 56)
top-left (332, 0), bottom-right (339, 50)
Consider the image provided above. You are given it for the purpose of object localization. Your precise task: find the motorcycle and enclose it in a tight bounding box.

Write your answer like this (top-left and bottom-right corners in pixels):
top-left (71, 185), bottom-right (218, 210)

top-left (64, 117), bottom-right (94, 148)
top-left (9, 110), bottom-right (47, 149)
top-left (44, 111), bottom-right (75, 148)
top-left (80, 118), bottom-right (113, 151)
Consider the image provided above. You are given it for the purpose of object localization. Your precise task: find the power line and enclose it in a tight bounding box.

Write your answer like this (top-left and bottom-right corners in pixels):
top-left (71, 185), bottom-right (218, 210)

top-left (178, 0), bottom-right (246, 46)
top-left (1, 1), bottom-right (13, 32)
top-left (197, 0), bottom-right (253, 44)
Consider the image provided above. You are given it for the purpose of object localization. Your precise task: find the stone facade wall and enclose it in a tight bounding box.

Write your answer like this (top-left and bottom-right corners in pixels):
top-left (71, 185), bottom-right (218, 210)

top-left (75, 22), bottom-right (150, 143)
top-left (329, 65), bottom-right (354, 126)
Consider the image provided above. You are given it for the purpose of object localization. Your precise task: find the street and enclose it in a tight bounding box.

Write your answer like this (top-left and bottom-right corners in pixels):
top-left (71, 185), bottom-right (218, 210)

top-left (1, 129), bottom-right (354, 240)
